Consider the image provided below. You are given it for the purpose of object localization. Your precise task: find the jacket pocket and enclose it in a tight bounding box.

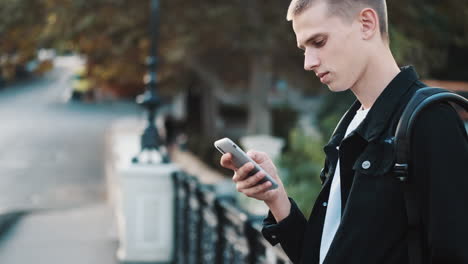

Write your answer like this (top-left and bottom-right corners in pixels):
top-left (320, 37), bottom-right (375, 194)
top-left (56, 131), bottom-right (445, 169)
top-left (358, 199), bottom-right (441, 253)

top-left (352, 137), bottom-right (396, 176)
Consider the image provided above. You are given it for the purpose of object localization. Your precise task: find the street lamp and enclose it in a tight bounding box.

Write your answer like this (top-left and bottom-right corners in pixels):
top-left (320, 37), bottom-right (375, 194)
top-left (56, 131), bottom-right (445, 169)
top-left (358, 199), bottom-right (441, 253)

top-left (132, 0), bottom-right (169, 164)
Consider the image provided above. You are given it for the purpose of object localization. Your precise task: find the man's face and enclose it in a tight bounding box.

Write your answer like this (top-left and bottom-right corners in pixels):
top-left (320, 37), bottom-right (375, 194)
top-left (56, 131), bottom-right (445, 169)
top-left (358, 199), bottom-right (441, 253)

top-left (292, 1), bottom-right (368, 92)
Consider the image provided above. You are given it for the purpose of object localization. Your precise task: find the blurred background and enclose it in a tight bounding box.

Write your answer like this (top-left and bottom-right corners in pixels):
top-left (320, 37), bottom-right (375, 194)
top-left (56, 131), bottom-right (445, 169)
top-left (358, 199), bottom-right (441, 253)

top-left (0, 0), bottom-right (467, 263)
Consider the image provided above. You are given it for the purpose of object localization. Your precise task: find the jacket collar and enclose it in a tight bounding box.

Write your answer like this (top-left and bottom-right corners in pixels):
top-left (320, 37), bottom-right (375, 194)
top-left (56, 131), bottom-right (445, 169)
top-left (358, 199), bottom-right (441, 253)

top-left (355, 66), bottom-right (420, 142)
top-left (324, 65), bottom-right (420, 152)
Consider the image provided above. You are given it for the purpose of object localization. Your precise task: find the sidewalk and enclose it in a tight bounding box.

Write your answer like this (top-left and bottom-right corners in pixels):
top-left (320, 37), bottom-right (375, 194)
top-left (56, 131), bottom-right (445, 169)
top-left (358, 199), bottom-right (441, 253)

top-left (0, 203), bottom-right (118, 264)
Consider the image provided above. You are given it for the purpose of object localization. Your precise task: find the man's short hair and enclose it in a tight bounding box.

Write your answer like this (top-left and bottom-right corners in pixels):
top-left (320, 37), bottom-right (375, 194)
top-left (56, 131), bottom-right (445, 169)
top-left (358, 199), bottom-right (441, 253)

top-left (287, 0), bottom-right (388, 40)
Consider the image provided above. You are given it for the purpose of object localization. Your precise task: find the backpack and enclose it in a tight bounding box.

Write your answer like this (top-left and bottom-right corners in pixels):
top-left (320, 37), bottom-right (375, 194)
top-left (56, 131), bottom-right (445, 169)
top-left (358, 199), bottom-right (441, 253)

top-left (393, 87), bottom-right (468, 264)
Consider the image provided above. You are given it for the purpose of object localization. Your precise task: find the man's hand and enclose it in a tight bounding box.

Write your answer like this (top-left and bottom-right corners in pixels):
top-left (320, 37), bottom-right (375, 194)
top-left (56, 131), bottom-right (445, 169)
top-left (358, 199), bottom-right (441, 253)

top-left (220, 150), bottom-right (291, 222)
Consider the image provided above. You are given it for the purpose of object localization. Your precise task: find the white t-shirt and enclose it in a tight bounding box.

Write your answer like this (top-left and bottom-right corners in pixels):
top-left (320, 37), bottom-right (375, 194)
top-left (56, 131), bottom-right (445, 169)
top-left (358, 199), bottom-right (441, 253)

top-left (319, 106), bottom-right (370, 264)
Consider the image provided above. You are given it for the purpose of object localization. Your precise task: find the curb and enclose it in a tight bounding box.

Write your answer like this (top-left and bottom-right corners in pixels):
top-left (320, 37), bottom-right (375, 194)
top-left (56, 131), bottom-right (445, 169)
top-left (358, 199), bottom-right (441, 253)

top-left (0, 210), bottom-right (26, 237)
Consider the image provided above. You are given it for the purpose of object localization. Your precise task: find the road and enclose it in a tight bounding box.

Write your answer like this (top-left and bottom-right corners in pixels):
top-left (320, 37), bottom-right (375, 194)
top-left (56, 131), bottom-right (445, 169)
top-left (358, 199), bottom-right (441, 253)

top-left (0, 56), bottom-right (141, 210)
top-left (0, 56), bottom-right (142, 263)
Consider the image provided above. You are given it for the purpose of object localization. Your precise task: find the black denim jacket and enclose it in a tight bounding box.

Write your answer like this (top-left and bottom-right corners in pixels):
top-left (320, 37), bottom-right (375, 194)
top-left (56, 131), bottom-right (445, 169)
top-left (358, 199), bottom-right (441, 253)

top-left (262, 66), bottom-right (468, 264)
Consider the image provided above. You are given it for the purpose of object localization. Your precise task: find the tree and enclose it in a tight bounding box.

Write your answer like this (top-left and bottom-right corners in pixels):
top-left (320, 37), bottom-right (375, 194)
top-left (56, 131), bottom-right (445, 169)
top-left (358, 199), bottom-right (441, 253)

top-left (388, 0), bottom-right (468, 79)
top-left (3, 0), bottom-right (466, 138)
top-left (0, 0), bottom-right (47, 81)
top-left (48, 0), bottom-right (320, 135)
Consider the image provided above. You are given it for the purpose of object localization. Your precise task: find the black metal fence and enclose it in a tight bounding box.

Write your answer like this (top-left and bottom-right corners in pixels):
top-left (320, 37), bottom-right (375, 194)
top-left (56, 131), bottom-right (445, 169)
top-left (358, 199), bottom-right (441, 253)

top-left (173, 171), bottom-right (292, 264)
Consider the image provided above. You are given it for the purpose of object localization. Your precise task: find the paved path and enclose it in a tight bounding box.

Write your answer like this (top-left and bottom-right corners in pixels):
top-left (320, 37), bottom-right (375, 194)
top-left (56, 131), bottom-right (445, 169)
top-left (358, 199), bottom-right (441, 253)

top-left (0, 56), bottom-right (141, 263)
top-left (0, 204), bottom-right (117, 264)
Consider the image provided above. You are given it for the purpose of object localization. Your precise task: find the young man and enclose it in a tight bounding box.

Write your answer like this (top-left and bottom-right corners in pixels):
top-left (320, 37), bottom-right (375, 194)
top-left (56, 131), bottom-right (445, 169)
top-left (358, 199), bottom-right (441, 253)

top-left (220, 0), bottom-right (468, 263)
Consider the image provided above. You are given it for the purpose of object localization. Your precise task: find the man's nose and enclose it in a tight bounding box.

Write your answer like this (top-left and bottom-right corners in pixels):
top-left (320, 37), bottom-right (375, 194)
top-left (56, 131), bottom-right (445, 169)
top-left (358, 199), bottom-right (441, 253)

top-left (304, 50), bottom-right (320, 71)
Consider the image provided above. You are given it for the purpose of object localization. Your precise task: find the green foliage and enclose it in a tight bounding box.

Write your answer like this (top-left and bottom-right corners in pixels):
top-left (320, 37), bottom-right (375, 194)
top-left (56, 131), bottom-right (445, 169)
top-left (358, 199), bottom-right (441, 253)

top-left (388, 0), bottom-right (468, 78)
top-left (278, 128), bottom-right (325, 217)
top-left (317, 90), bottom-right (356, 140)
top-left (272, 105), bottom-right (299, 150)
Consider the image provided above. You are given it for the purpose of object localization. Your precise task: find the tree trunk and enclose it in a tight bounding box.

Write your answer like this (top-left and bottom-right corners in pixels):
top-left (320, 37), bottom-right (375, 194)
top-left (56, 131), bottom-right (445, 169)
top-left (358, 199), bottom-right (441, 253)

top-left (185, 58), bottom-right (222, 141)
top-left (247, 54), bottom-right (273, 135)
top-left (200, 84), bottom-right (219, 140)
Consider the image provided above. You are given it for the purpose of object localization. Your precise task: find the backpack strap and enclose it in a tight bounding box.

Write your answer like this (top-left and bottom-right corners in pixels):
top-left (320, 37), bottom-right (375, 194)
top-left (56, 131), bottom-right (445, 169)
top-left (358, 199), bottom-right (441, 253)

top-left (393, 87), bottom-right (468, 264)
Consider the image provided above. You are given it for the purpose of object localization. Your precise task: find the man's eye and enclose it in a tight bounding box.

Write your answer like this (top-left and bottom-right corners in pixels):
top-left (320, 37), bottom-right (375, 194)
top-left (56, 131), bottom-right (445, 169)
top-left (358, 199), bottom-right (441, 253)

top-left (314, 40), bottom-right (325, 47)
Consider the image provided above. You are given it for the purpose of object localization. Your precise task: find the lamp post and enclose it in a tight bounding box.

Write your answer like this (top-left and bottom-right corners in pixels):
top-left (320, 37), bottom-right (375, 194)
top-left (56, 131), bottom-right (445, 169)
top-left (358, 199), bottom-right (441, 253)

top-left (132, 0), bottom-right (169, 164)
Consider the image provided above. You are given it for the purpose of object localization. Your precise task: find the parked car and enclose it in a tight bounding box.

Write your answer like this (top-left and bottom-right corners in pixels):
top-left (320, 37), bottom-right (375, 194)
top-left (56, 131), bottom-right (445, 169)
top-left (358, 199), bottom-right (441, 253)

top-left (71, 67), bottom-right (93, 101)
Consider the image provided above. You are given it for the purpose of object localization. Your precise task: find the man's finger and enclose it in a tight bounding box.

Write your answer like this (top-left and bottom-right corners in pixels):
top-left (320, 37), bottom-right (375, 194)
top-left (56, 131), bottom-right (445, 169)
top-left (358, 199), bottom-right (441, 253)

top-left (244, 181), bottom-right (272, 197)
top-left (235, 162), bottom-right (254, 181)
top-left (237, 171), bottom-right (265, 190)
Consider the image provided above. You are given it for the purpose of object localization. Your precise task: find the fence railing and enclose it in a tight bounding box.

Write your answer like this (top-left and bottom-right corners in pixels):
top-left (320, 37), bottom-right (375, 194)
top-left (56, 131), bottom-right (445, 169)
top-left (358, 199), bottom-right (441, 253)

top-left (173, 171), bottom-right (292, 264)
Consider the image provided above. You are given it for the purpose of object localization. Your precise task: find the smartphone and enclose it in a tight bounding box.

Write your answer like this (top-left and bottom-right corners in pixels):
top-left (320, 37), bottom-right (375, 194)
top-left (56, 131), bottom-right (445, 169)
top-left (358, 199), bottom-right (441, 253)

top-left (214, 137), bottom-right (278, 190)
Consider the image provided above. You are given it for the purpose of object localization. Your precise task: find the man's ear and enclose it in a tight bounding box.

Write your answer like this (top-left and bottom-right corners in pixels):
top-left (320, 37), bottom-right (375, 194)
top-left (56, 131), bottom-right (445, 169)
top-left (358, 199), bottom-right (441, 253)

top-left (359, 8), bottom-right (379, 40)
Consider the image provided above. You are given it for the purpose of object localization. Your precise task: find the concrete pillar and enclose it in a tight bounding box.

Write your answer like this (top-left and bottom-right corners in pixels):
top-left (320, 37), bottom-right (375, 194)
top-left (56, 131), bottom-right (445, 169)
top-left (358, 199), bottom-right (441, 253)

top-left (115, 163), bottom-right (178, 263)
